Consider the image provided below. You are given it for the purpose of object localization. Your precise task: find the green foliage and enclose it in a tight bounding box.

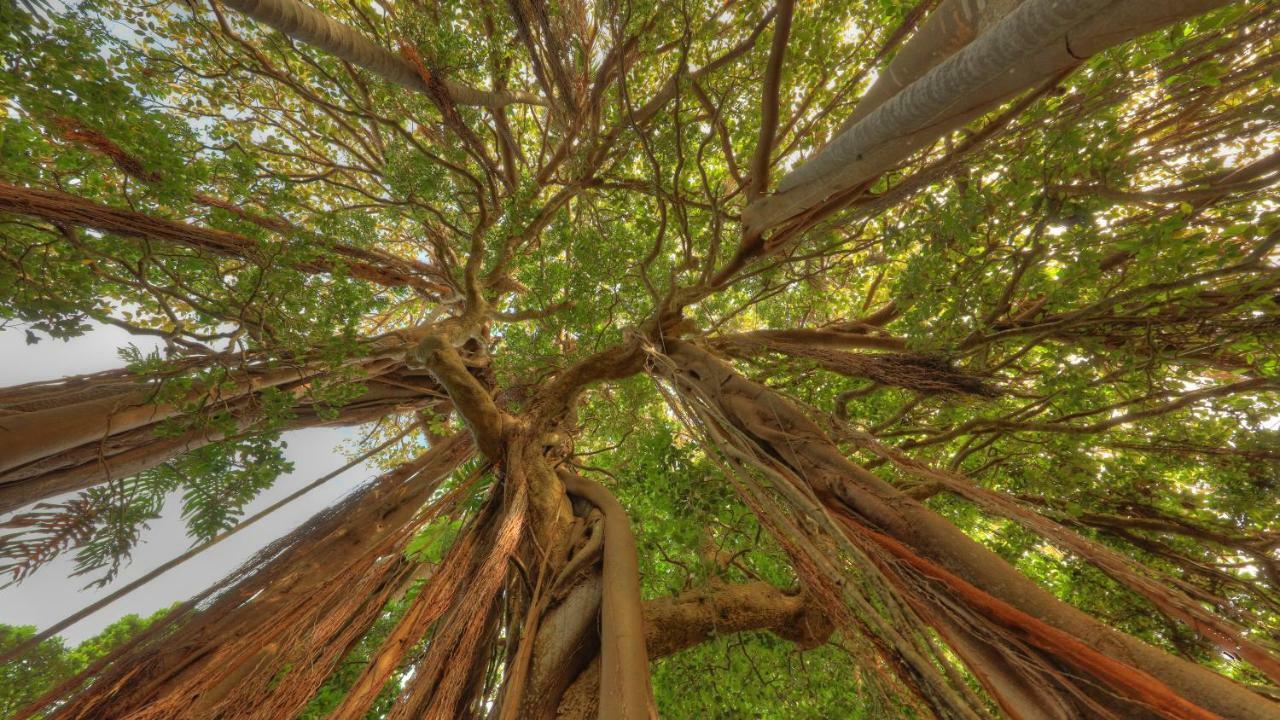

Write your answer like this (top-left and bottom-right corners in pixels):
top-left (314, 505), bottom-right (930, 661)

top-left (653, 638), bottom-right (911, 719)
top-left (0, 608), bottom-right (170, 719)
top-left (0, 434), bottom-right (291, 587)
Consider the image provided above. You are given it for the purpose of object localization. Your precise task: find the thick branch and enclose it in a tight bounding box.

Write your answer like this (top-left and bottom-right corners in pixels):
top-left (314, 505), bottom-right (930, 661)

top-left (839, 0), bottom-right (1020, 133)
top-left (0, 182), bottom-right (444, 294)
top-left (410, 335), bottom-right (506, 458)
top-left (744, 0), bottom-right (1235, 233)
top-left (745, 0), bottom-right (795, 201)
top-left (556, 580), bottom-right (833, 719)
top-left (219, 0), bottom-right (544, 108)
top-left (712, 333), bottom-right (995, 396)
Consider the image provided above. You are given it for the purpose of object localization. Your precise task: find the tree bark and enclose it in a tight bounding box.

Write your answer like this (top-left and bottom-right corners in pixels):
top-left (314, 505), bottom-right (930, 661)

top-left (0, 363), bottom-right (321, 476)
top-left (745, 0), bottom-right (1235, 233)
top-left (711, 333), bottom-right (994, 396)
top-left (662, 339), bottom-right (1279, 720)
top-left (558, 470), bottom-right (656, 720)
top-left (555, 580), bottom-right (833, 720)
top-left (40, 432), bottom-right (472, 720)
top-left (838, 0), bottom-right (1022, 133)
top-left (219, 0), bottom-right (543, 108)
top-left (0, 182), bottom-right (447, 295)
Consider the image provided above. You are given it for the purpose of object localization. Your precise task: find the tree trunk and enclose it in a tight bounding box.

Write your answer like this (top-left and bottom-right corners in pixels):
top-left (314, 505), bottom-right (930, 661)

top-left (662, 339), bottom-right (1279, 720)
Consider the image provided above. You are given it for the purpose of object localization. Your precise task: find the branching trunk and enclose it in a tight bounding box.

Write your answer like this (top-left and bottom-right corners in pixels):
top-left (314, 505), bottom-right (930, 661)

top-left (658, 339), bottom-right (1279, 720)
top-left (5, 2), bottom-right (1276, 718)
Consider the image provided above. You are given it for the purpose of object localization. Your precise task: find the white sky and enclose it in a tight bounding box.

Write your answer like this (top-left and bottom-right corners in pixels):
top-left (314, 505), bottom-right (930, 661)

top-left (0, 323), bottom-right (376, 643)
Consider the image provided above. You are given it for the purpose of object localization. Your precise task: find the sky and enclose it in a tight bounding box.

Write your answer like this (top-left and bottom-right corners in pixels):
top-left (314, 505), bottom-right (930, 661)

top-left (0, 322), bottom-right (378, 643)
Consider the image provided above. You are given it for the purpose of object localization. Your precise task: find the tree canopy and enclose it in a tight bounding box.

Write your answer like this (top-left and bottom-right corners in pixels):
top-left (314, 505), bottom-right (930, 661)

top-left (0, 0), bottom-right (1278, 718)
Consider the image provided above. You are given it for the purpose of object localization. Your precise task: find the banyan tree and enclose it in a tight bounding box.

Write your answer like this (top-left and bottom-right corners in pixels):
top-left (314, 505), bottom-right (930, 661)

top-left (2, 0), bottom-right (1280, 717)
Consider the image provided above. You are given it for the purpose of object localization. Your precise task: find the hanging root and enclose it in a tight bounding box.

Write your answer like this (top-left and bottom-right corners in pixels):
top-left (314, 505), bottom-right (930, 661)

top-left (836, 424), bottom-right (1280, 686)
top-left (558, 469), bottom-right (656, 720)
top-left (388, 475), bottom-right (528, 719)
top-left (645, 338), bottom-right (1272, 720)
top-left (31, 433), bottom-right (473, 720)
top-left (837, 515), bottom-right (1226, 720)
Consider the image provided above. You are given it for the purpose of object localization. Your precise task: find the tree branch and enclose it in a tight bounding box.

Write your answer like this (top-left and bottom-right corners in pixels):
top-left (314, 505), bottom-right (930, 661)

top-left (745, 0), bottom-right (794, 201)
top-left (218, 0), bottom-right (545, 108)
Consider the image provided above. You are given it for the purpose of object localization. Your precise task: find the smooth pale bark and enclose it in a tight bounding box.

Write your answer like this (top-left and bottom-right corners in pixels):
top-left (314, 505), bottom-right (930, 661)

top-left (665, 340), bottom-right (1280, 720)
top-left (778, 0), bottom-right (1112, 193)
top-left (220, 0), bottom-right (543, 108)
top-left (838, 0), bottom-right (1023, 132)
top-left (744, 0), bottom-right (1235, 233)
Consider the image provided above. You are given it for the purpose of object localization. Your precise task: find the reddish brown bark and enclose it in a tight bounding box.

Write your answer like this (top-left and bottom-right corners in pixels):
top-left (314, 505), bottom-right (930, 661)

top-left (660, 339), bottom-right (1277, 720)
top-left (0, 182), bottom-right (448, 295)
top-left (37, 433), bottom-right (472, 720)
top-left (845, 519), bottom-right (1224, 720)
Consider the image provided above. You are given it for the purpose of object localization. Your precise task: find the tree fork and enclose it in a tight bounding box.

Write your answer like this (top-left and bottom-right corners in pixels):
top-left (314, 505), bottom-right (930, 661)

top-left (555, 579), bottom-right (835, 719)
